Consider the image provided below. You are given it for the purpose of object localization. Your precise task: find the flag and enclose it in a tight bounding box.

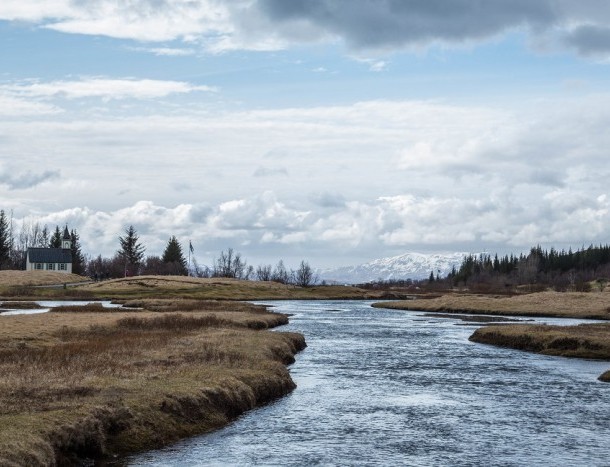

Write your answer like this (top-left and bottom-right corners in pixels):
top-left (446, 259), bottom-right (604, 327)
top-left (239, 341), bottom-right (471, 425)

top-left (189, 241), bottom-right (194, 254)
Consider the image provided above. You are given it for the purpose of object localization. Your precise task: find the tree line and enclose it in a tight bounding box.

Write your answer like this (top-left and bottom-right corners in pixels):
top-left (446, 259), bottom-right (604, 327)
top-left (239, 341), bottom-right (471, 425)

top-left (104, 226), bottom-right (318, 287)
top-left (0, 215), bottom-right (318, 287)
top-left (441, 244), bottom-right (610, 292)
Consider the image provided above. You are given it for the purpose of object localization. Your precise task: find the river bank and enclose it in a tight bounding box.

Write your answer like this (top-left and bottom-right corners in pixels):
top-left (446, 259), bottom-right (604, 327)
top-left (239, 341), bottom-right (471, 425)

top-left (469, 323), bottom-right (610, 382)
top-left (373, 290), bottom-right (610, 320)
top-left (0, 272), bottom-right (406, 301)
top-left (373, 290), bottom-right (610, 382)
top-left (0, 300), bottom-right (305, 466)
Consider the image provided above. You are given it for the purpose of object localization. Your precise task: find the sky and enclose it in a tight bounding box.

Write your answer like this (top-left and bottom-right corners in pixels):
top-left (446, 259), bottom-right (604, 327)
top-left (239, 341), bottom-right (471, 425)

top-left (2, 0), bottom-right (610, 269)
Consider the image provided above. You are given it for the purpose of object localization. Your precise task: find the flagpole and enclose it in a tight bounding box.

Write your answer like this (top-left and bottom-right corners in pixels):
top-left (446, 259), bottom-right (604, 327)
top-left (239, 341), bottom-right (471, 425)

top-left (188, 240), bottom-right (194, 276)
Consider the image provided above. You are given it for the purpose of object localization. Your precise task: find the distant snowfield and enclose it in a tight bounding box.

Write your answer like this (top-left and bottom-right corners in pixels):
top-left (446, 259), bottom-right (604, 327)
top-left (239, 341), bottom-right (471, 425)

top-left (318, 252), bottom-right (468, 284)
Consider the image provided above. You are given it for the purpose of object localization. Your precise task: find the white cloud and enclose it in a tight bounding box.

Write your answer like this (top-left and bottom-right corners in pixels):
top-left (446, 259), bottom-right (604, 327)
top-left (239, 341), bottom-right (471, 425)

top-left (11, 187), bottom-right (610, 268)
top-left (0, 78), bottom-right (216, 101)
top-left (129, 46), bottom-right (196, 56)
top-left (4, 95), bottom-right (610, 263)
top-left (0, 95), bottom-right (61, 116)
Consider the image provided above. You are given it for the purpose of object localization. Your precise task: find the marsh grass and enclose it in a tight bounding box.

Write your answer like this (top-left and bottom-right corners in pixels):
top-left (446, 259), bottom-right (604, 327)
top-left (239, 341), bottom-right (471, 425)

top-left (74, 275), bottom-right (389, 301)
top-left (374, 290), bottom-right (610, 320)
top-left (0, 303), bottom-right (305, 465)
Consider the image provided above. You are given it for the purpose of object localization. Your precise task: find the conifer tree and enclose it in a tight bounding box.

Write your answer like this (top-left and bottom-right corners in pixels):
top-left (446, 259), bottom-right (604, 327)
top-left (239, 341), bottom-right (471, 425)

top-left (70, 229), bottom-right (85, 275)
top-left (118, 225), bottom-right (145, 276)
top-left (49, 226), bottom-right (62, 248)
top-left (0, 210), bottom-right (10, 269)
top-left (162, 236), bottom-right (187, 275)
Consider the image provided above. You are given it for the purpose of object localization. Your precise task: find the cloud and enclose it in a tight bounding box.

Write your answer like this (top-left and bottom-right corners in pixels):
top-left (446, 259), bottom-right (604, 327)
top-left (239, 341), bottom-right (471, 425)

top-left (3, 94), bottom-right (610, 263)
top-left (257, 0), bottom-right (555, 50)
top-left (129, 46), bottom-right (196, 56)
top-left (563, 25), bottom-right (610, 57)
top-left (253, 166), bottom-right (289, 177)
top-left (3, 0), bottom-right (610, 57)
top-left (0, 95), bottom-right (61, 116)
top-left (16, 187), bottom-right (609, 268)
top-left (0, 78), bottom-right (216, 100)
top-left (0, 169), bottom-right (60, 190)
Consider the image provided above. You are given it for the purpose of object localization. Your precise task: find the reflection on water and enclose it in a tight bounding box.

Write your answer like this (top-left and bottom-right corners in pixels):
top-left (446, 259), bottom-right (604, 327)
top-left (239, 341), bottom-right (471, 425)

top-left (0, 300), bottom-right (122, 316)
top-left (127, 301), bottom-right (610, 467)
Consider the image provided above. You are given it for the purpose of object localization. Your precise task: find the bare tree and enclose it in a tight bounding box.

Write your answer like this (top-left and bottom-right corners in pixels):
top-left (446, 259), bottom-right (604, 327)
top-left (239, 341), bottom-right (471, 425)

top-left (272, 260), bottom-right (290, 284)
top-left (212, 248), bottom-right (249, 279)
top-left (256, 264), bottom-right (273, 281)
top-left (191, 258), bottom-right (211, 278)
top-left (294, 260), bottom-right (317, 287)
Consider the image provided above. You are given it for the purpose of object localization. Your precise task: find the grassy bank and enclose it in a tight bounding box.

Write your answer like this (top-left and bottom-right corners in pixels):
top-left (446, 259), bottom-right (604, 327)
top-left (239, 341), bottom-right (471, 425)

top-left (0, 273), bottom-right (402, 301)
top-left (373, 290), bottom-right (610, 320)
top-left (469, 323), bottom-right (610, 382)
top-left (0, 300), bottom-right (305, 465)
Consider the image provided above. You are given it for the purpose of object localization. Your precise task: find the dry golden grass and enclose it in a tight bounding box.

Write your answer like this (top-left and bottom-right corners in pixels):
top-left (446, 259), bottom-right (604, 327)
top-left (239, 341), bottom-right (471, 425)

top-left (0, 271), bottom-right (88, 287)
top-left (470, 323), bottom-right (610, 381)
top-left (0, 302), bottom-right (305, 465)
top-left (73, 275), bottom-right (391, 301)
top-left (81, 276), bottom-right (292, 292)
top-left (374, 290), bottom-right (610, 320)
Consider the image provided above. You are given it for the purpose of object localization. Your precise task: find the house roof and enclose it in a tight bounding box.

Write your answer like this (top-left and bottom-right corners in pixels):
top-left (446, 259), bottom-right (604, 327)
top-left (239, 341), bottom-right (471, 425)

top-left (27, 248), bottom-right (72, 263)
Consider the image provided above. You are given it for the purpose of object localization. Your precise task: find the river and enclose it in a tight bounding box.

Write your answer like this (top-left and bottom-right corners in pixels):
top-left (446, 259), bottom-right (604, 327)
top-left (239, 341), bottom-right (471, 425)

top-left (126, 300), bottom-right (610, 466)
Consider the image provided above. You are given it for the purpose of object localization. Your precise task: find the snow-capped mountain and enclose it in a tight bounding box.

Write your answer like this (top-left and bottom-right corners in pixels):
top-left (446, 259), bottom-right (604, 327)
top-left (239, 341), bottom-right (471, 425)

top-left (319, 252), bottom-right (468, 284)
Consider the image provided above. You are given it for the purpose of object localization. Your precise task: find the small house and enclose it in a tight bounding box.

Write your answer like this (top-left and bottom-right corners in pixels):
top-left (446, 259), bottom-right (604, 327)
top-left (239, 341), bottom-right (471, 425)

top-left (26, 227), bottom-right (73, 273)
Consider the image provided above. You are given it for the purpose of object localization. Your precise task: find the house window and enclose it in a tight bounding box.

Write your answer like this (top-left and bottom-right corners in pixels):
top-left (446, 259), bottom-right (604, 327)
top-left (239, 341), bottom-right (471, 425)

top-left (47, 263), bottom-right (55, 270)
top-left (59, 263), bottom-right (67, 271)
top-left (35, 263), bottom-right (43, 270)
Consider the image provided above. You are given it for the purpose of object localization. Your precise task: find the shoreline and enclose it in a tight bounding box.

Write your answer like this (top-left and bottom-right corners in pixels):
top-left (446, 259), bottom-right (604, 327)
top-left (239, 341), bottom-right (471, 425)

top-left (372, 290), bottom-right (610, 320)
top-left (0, 300), bottom-right (306, 465)
top-left (372, 291), bottom-right (610, 383)
top-left (469, 323), bottom-right (610, 382)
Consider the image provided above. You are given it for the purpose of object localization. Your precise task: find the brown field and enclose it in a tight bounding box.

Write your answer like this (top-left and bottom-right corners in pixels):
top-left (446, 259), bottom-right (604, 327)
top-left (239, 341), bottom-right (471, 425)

top-left (469, 323), bottom-right (610, 381)
top-left (75, 275), bottom-right (394, 300)
top-left (373, 290), bottom-right (610, 320)
top-left (0, 272), bottom-right (399, 301)
top-left (0, 271), bottom-right (88, 287)
top-left (0, 300), bottom-right (305, 465)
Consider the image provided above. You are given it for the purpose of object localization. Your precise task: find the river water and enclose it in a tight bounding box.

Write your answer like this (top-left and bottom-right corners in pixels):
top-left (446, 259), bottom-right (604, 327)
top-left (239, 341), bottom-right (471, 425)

top-left (127, 300), bottom-right (610, 467)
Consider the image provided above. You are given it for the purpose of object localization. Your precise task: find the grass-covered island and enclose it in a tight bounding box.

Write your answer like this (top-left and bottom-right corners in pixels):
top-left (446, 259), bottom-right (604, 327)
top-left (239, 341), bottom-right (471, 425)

top-left (0, 298), bottom-right (305, 465)
top-left (374, 290), bottom-right (610, 382)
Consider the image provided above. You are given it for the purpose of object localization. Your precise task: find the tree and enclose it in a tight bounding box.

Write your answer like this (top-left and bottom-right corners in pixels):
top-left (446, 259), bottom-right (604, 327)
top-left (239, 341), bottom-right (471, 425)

top-left (118, 225), bottom-right (145, 276)
top-left (212, 248), bottom-right (248, 279)
top-left (256, 264), bottom-right (273, 281)
top-left (0, 210), bottom-right (10, 269)
top-left (162, 236), bottom-right (187, 275)
top-left (70, 229), bottom-right (85, 275)
top-left (272, 260), bottom-right (290, 284)
top-left (294, 260), bottom-right (317, 287)
top-left (49, 226), bottom-right (62, 248)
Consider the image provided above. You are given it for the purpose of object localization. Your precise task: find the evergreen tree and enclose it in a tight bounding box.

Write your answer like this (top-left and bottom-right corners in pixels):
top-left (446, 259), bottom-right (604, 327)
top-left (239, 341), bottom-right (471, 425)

top-left (0, 210), bottom-right (10, 269)
top-left (70, 229), bottom-right (85, 275)
top-left (118, 225), bottom-right (145, 276)
top-left (49, 226), bottom-right (62, 248)
top-left (162, 236), bottom-right (187, 275)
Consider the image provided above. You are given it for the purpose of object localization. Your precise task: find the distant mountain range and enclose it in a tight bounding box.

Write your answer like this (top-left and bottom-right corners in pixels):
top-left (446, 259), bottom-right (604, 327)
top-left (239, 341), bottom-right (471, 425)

top-left (318, 252), bottom-right (468, 284)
